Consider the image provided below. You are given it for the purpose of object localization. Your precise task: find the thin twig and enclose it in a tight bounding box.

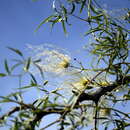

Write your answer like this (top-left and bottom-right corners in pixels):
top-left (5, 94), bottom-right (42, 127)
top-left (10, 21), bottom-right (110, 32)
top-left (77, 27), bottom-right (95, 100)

top-left (0, 106), bottom-right (20, 121)
top-left (40, 119), bottom-right (61, 130)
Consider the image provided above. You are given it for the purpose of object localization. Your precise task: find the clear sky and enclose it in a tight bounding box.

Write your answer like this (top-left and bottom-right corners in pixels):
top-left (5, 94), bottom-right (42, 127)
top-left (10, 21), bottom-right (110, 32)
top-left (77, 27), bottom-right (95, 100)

top-left (0, 0), bottom-right (91, 97)
top-left (0, 0), bottom-right (130, 130)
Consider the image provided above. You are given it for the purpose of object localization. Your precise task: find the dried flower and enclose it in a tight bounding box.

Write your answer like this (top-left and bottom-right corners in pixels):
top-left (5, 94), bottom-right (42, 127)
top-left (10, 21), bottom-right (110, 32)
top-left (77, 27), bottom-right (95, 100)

top-left (99, 108), bottom-right (111, 117)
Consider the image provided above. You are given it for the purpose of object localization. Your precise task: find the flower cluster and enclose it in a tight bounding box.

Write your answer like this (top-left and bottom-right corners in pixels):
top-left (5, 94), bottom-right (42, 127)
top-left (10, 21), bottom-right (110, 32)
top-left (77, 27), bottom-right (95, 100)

top-left (27, 44), bottom-right (111, 96)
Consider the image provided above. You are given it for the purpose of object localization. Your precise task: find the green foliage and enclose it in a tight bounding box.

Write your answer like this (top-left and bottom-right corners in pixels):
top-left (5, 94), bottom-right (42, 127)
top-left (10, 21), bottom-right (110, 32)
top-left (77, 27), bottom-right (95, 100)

top-left (0, 0), bottom-right (130, 130)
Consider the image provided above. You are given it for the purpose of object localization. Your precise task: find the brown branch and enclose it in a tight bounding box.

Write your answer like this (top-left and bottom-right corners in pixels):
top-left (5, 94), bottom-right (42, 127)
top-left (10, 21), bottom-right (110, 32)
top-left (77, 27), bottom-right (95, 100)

top-left (26, 108), bottom-right (65, 130)
top-left (0, 103), bottom-right (66, 130)
top-left (0, 106), bottom-right (20, 121)
top-left (0, 101), bottom-right (36, 121)
top-left (1, 75), bottom-right (129, 129)
top-left (76, 75), bottom-right (130, 104)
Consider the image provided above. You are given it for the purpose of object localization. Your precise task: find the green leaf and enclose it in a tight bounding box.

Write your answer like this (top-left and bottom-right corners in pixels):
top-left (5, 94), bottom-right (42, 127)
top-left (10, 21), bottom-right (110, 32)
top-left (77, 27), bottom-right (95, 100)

top-left (34, 63), bottom-right (44, 79)
top-left (6, 92), bottom-right (23, 99)
top-left (84, 27), bottom-right (102, 35)
top-left (7, 47), bottom-right (23, 57)
top-left (62, 5), bottom-right (67, 15)
top-left (35, 99), bottom-right (44, 108)
top-left (50, 16), bottom-right (62, 31)
top-left (62, 6), bottom-right (70, 25)
top-left (80, 0), bottom-right (86, 13)
top-left (19, 112), bottom-right (30, 119)
top-left (87, 0), bottom-right (92, 17)
top-left (61, 20), bottom-right (67, 34)
top-left (90, 3), bottom-right (100, 14)
top-left (70, 3), bottom-right (75, 14)
top-left (62, 122), bottom-right (70, 126)
top-left (0, 96), bottom-right (11, 103)
top-left (43, 96), bottom-right (49, 108)
top-left (33, 59), bottom-right (41, 63)
top-left (91, 13), bottom-right (103, 20)
top-left (11, 63), bottom-right (23, 71)
top-left (39, 88), bottom-right (49, 93)
top-left (18, 85), bottom-right (36, 90)
top-left (43, 80), bottom-right (48, 86)
top-left (4, 59), bottom-right (10, 74)
top-left (24, 57), bottom-right (31, 71)
top-left (0, 73), bottom-right (6, 77)
top-left (35, 15), bottom-right (55, 31)
top-left (30, 73), bottom-right (37, 85)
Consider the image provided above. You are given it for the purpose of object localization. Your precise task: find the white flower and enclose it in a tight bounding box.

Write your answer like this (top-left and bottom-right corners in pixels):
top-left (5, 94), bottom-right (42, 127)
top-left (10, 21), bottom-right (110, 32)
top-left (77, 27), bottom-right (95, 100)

top-left (27, 44), bottom-right (73, 76)
top-left (62, 71), bottom-right (95, 95)
top-left (70, 76), bottom-right (90, 92)
top-left (61, 70), bottom-right (112, 96)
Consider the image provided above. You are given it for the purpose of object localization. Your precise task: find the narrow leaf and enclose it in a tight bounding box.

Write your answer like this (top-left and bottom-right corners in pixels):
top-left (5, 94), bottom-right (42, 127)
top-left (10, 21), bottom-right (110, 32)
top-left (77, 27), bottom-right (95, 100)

top-left (11, 63), bottom-right (22, 71)
top-left (18, 85), bottom-right (36, 90)
top-left (61, 20), bottom-right (67, 34)
top-left (4, 59), bottom-right (10, 74)
top-left (43, 80), bottom-right (48, 86)
top-left (70, 3), bottom-right (75, 14)
top-left (35, 15), bottom-right (55, 31)
top-left (62, 5), bottom-right (67, 14)
top-left (0, 73), bottom-right (6, 77)
top-left (30, 73), bottom-right (37, 85)
top-left (0, 96), bottom-right (11, 103)
top-left (7, 47), bottom-right (23, 57)
top-left (80, 0), bottom-right (86, 13)
top-left (34, 63), bottom-right (44, 79)
top-left (43, 96), bottom-right (49, 108)
top-left (25, 57), bottom-right (31, 71)
top-left (84, 28), bottom-right (102, 35)
top-left (33, 59), bottom-right (41, 63)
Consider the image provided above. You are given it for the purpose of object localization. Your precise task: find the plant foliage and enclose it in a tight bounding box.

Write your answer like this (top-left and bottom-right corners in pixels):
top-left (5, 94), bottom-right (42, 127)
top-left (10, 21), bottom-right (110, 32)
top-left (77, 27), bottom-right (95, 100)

top-left (0, 0), bottom-right (130, 130)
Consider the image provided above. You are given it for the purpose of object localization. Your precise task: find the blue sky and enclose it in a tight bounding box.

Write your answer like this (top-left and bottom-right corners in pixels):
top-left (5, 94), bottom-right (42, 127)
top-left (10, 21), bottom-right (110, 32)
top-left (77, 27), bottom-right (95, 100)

top-left (0, 0), bottom-right (91, 97)
top-left (0, 0), bottom-right (130, 130)
top-left (0, 1), bottom-right (91, 129)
